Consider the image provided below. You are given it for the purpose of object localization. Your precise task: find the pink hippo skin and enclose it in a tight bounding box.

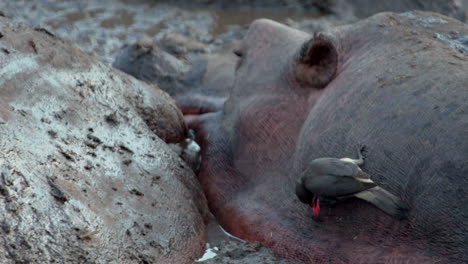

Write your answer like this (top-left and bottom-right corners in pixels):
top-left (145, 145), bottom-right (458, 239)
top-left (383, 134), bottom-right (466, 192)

top-left (182, 11), bottom-right (468, 263)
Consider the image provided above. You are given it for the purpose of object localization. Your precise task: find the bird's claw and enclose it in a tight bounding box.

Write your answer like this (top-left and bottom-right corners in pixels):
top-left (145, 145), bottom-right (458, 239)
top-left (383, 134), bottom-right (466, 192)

top-left (358, 143), bottom-right (367, 157)
top-left (358, 143), bottom-right (367, 152)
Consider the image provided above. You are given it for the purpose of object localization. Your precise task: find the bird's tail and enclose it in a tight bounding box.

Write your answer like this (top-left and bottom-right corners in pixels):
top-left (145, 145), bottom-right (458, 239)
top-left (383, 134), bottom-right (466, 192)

top-left (354, 186), bottom-right (408, 219)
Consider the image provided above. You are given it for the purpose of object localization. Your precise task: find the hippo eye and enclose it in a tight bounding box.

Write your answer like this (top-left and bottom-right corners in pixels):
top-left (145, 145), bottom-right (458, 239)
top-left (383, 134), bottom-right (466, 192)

top-left (233, 49), bottom-right (243, 58)
top-left (234, 48), bottom-right (245, 71)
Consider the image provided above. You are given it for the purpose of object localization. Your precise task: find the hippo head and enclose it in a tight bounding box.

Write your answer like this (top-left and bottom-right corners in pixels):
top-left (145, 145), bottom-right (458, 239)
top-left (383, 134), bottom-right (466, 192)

top-left (184, 12), bottom-right (468, 263)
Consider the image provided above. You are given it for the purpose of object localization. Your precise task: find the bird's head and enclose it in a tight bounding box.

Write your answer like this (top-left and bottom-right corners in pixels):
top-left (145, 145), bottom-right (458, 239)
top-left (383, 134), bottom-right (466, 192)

top-left (296, 181), bottom-right (321, 216)
top-left (295, 180), bottom-right (314, 204)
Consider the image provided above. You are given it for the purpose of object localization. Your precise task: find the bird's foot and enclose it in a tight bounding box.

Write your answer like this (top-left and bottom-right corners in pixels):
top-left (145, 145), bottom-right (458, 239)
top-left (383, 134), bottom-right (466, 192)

top-left (358, 143), bottom-right (367, 156)
top-left (356, 143), bottom-right (367, 165)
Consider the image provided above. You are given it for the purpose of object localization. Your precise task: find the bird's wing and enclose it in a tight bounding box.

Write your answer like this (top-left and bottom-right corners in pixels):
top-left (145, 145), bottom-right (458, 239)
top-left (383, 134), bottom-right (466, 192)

top-left (303, 158), bottom-right (376, 197)
top-left (303, 174), bottom-right (375, 197)
top-left (309, 158), bottom-right (360, 178)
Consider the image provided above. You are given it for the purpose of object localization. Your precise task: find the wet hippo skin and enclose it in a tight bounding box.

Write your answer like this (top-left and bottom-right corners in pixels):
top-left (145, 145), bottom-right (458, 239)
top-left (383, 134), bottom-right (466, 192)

top-left (183, 11), bottom-right (468, 263)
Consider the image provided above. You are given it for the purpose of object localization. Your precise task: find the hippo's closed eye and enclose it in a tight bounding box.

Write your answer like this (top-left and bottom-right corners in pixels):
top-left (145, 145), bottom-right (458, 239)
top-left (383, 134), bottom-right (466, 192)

top-left (295, 33), bottom-right (338, 88)
top-left (233, 48), bottom-right (243, 58)
top-left (234, 47), bottom-right (245, 71)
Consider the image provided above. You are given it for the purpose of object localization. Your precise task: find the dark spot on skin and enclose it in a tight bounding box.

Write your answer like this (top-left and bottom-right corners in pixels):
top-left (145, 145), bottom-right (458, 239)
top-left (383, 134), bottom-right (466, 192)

top-left (233, 48), bottom-right (243, 58)
top-left (2, 221), bottom-right (11, 234)
top-left (145, 154), bottom-right (155, 158)
top-left (84, 134), bottom-right (102, 149)
top-left (122, 159), bottom-right (132, 166)
top-left (0, 32), bottom-right (3, 38)
top-left (151, 175), bottom-right (161, 186)
top-left (84, 163), bottom-right (93, 170)
top-left (59, 151), bottom-right (75, 162)
top-left (17, 109), bottom-right (27, 116)
top-left (1, 48), bottom-right (9, 54)
top-left (105, 113), bottom-right (119, 126)
top-left (116, 202), bottom-right (123, 206)
top-left (40, 118), bottom-right (51, 124)
top-left (149, 241), bottom-right (161, 249)
top-left (0, 185), bottom-right (9, 197)
top-left (84, 140), bottom-right (98, 149)
top-left (29, 40), bottom-right (37, 53)
top-left (47, 177), bottom-right (68, 203)
top-left (129, 189), bottom-right (143, 196)
top-left (112, 187), bottom-right (118, 191)
top-left (47, 130), bottom-right (57, 138)
top-left (119, 145), bottom-right (134, 154)
top-left (53, 111), bottom-right (64, 120)
top-left (34, 27), bottom-right (55, 37)
top-left (139, 256), bottom-right (151, 264)
top-left (103, 145), bottom-right (115, 152)
top-left (126, 229), bottom-right (131, 236)
top-left (86, 134), bottom-right (102, 144)
top-left (144, 223), bottom-right (152, 230)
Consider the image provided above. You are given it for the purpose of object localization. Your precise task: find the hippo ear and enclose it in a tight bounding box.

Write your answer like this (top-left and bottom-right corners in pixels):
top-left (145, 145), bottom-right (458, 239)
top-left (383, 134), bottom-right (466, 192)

top-left (295, 33), bottom-right (338, 88)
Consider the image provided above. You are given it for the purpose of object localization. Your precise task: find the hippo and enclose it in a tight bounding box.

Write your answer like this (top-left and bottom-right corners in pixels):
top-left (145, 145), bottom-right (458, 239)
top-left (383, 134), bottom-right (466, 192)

top-left (182, 11), bottom-right (468, 263)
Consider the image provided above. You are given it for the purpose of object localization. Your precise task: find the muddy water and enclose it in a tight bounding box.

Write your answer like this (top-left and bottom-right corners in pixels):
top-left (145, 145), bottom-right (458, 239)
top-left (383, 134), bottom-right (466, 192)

top-left (1, 0), bottom-right (321, 63)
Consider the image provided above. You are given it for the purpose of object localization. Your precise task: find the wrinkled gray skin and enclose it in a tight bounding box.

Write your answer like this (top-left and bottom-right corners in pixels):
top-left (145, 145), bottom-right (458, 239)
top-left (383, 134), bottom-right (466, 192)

top-left (0, 17), bottom-right (208, 264)
top-left (180, 11), bottom-right (468, 263)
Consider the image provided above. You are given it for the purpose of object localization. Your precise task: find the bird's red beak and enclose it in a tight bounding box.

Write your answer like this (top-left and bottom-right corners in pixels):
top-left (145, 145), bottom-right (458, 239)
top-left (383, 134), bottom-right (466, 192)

top-left (311, 198), bottom-right (320, 217)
